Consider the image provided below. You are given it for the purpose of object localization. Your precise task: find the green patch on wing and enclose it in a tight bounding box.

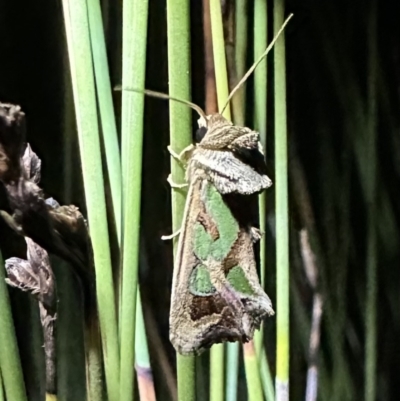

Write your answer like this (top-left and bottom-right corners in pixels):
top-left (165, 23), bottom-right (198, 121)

top-left (193, 223), bottom-right (213, 261)
top-left (226, 265), bottom-right (255, 295)
top-left (189, 264), bottom-right (216, 295)
top-left (193, 182), bottom-right (238, 262)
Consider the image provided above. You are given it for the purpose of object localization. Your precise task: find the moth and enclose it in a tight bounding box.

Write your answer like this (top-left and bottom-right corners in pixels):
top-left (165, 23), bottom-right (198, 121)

top-left (168, 112), bottom-right (274, 355)
top-left (120, 14), bottom-right (292, 355)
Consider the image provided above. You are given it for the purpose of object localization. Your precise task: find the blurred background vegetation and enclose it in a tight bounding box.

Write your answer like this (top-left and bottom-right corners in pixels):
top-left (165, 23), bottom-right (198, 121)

top-left (0, 0), bottom-right (399, 400)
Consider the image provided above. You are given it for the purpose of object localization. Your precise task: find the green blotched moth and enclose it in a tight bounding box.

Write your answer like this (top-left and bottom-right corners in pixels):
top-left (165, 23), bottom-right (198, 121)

top-left (169, 113), bottom-right (274, 355)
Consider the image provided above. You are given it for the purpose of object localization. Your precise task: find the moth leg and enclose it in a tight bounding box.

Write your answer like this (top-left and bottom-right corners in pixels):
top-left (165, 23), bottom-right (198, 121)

top-left (161, 228), bottom-right (181, 241)
top-left (167, 174), bottom-right (188, 189)
top-left (167, 144), bottom-right (195, 163)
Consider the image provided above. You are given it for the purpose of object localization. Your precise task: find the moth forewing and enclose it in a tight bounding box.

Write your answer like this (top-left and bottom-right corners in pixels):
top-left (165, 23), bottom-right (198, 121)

top-left (169, 173), bottom-right (201, 303)
top-left (189, 113), bottom-right (272, 195)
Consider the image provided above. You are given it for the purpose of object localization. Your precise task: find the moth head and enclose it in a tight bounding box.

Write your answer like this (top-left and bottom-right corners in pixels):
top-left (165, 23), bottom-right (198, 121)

top-left (196, 114), bottom-right (263, 151)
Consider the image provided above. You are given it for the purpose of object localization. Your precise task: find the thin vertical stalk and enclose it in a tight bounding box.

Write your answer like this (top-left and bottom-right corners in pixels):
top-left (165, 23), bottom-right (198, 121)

top-left (120, 0), bottom-right (149, 400)
top-left (166, 0), bottom-right (195, 400)
top-left (232, 1), bottom-right (272, 400)
top-left (209, 1), bottom-right (231, 400)
top-left (299, 230), bottom-right (323, 401)
top-left (0, 251), bottom-right (27, 401)
top-left (253, 0), bottom-right (268, 358)
top-left (364, 1), bottom-right (377, 400)
top-left (252, 1), bottom-right (274, 400)
top-left (253, 0), bottom-right (268, 145)
top-left (61, 0), bottom-right (120, 400)
top-left (87, 0), bottom-right (122, 242)
top-left (210, 0), bottom-right (231, 119)
top-left (227, 3), bottom-right (246, 400)
top-left (135, 258), bottom-right (156, 400)
top-left (204, 2), bottom-right (239, 400)
top-left (273, 1), bottom-right (290, 400)
top-left (259, 354), bottom-right (275, 401)
top-left (243, 342), bottom-right (263, 401)
top-left (235, 0), bottom-right (247, 81)
top-left (203, 0), bottom-right (218, 116)
top-left (210, 347), bottom-right (224, 401)
top-left (229, 41), bottom-right (242, 399)
top-left (233, 0), bottom-right (248, 123)
top-left (225, 343), bottom-right (239, 401)
top-left (135, 290), bottom-right (156, 401)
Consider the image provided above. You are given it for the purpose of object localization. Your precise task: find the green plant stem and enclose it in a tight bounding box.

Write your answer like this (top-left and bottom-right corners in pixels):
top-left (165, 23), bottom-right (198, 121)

top-left (364, 1), bottom-right (377, 400)
top-left (260, 353), bottom-right (275, 401)
top-left (210, 344), bottom-right (224, 401)
top-left (85, 319), bottom-right (104, 401)
top-left (210, 0), bottom-right (231, 119)
top-left (225, 343), bottom-right (239, 401)
top-left (61, 1), bottom-right (120, 400)
top-left (253, 0), bottom-right (268, 356)
top-left (119, 0), bottom-right (149, 400)
top-left (253, 0), bottom-right (268, 147)
top-left (243, 342), bottom-right (263, 401)
top-left (235, 0), bottom-right (247, 83)
top-left (166, 0), bottom-right (196, 400)
top-left (87, 0), bottom-right (122, 243)
top-left (0, 252), bottom-right (27, 401)
top-left (209, 1), bottom-right (232, 400)
top-left (233, 0), bottom-right (248, 124)
top-left (252, 3), bottom-right (275, 400)
top-left (274, 1), bottom-right (290, 400)
top-left (135, 289), bottom-right (156, 401)
top-left (225, 4), bottom-right (247, 400)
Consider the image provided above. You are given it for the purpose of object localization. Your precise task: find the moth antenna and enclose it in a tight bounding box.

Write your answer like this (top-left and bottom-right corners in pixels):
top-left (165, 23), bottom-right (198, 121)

top-left (220, 13), bottom-right (294, 116)
top-left (115, 86), bottom-right (208, 122)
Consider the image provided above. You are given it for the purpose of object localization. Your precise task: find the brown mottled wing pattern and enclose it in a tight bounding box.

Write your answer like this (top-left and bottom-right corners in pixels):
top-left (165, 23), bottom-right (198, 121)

top-left (190, 149), bottom-right (272, 194)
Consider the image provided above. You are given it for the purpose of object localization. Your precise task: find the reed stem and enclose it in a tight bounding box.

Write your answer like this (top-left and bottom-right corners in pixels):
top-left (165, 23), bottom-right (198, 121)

top-left (273, 1), bottom-right (290, 400)
top-left (209, 1), bottom-right (232, 399)
top-left (119, 0), bottom-right (149, 400)
top-left (166, 0), bottom-right (196, 400)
